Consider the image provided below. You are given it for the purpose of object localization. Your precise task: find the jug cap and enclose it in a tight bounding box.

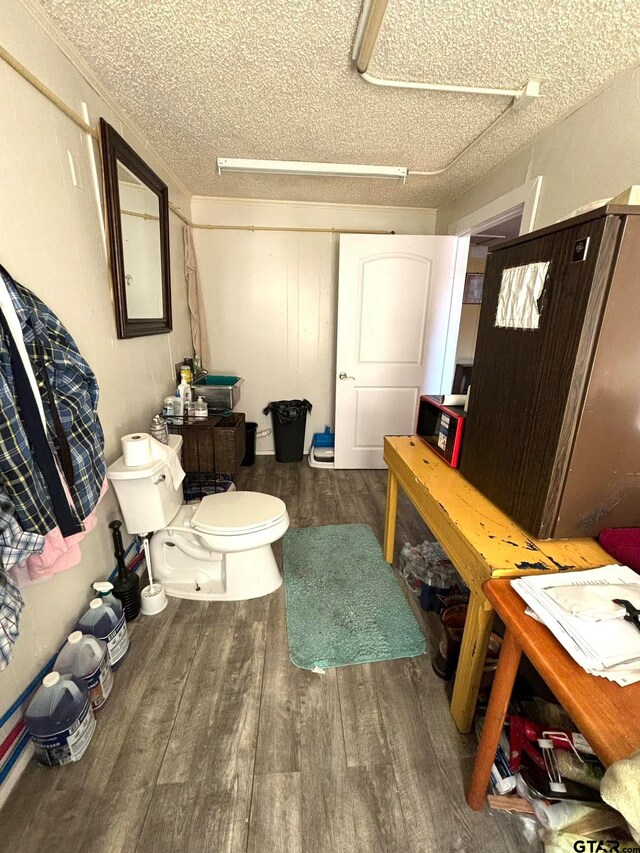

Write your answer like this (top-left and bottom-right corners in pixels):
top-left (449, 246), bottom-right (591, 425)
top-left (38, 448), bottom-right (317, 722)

top-left (93, 581), bottom-right (113, 595)
top-left (89, 598), bottom-right (104, 610)
top-left (43, 672), bottom-right (60, 688)
top-left (68, 631), bottom-right (83, 644)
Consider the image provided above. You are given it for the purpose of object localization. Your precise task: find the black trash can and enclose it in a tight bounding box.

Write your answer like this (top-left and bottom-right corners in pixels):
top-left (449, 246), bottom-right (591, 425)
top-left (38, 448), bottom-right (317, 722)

top-left (263, 400), bottom-right (312, 463)
top-left (241, 422), bottom-right (258, 467)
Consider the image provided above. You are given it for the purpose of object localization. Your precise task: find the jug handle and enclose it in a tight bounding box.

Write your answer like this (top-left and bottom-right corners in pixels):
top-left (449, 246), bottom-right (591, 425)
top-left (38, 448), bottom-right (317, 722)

top-left (61, 679), bottom-right (85, 706)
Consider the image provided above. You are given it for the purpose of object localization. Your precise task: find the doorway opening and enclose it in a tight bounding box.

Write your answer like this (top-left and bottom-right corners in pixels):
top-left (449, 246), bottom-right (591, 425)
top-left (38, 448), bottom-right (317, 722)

top-left (448, 177), bottom-right (543, 392)
top-left (452, 208), bottom-right (523, 391)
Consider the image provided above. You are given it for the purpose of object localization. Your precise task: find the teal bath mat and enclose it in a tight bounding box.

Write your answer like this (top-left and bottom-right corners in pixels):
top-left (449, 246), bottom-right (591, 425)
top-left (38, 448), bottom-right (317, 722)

top-left (283, 523), bottom-right (426, 670)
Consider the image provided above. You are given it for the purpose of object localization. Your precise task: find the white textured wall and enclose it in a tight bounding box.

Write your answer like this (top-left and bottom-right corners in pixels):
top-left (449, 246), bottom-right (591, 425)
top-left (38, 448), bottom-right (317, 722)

top-left (0, 1), bottom-right (192, 714)
top-left (437, 64), bottom-right (640, 234)
top-left (190, 198), bottom-right (436, 454)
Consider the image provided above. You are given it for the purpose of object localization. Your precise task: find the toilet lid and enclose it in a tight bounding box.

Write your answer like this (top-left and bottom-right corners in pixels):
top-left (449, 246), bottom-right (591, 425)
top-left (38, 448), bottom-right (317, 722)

top-left (191, 491), bottom-right (287, 535)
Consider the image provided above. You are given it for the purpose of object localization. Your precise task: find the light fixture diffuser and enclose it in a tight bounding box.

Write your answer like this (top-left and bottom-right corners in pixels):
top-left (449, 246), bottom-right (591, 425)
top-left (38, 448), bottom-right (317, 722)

top-left (217, 158), bottom-right (407, 181)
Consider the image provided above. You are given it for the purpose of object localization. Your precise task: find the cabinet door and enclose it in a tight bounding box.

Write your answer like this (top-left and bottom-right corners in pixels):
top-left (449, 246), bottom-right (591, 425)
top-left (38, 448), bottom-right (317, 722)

top-left (460, 215), bottom-right (618, 537)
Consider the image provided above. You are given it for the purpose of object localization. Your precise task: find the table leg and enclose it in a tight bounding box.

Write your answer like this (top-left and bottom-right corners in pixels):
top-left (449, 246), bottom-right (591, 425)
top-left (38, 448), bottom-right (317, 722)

top-left (466, 628), bottom-right (522, 810)
top-left (383, 469), bottom-right (399, 564)
top-left (450, 591), bottom-right (494, 733)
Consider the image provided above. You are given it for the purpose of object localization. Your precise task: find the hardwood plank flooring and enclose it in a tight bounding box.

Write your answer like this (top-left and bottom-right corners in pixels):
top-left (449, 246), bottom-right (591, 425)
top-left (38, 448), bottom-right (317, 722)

top-left (2, 456), bottom-right (536, 852)
top-left (247, 772), bottom-right (302, 853)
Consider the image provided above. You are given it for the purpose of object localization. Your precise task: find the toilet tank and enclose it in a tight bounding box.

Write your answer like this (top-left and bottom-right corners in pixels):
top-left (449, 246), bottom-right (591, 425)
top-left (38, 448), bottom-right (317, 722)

top-left (106, 434), bottom-right (184, 535)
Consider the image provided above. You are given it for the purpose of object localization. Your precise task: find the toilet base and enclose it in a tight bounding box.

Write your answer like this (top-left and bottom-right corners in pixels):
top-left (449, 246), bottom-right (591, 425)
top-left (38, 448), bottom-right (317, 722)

top-left (152, 540), bottom-right (283, 602)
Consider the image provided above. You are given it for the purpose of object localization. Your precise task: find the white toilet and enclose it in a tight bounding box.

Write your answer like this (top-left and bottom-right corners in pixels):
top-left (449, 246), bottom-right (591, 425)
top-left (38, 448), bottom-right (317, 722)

top-left (107, 434), bottom-right (289, 601)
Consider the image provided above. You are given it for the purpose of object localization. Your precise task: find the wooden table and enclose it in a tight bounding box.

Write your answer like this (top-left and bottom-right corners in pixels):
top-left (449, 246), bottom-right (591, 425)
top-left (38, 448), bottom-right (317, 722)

top-left (467, 579), bottom-right (640, 810)
top-left (383, 436), bottom-right (610, 733)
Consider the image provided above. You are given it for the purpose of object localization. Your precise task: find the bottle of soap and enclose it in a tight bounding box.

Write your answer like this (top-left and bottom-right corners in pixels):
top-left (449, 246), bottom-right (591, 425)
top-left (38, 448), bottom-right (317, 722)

top-left (194, 396), bottom-right (208, 420)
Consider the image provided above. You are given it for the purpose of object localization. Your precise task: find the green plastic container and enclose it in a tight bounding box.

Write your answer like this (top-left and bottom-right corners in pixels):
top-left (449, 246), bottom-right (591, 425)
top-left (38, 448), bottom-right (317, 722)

top-left (192, 375), bottom-right (243, 409)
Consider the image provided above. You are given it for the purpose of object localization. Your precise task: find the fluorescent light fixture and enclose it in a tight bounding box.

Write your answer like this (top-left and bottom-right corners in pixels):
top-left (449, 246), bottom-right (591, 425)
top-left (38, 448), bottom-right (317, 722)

top-left (217, 158), bottom-right (407, 181)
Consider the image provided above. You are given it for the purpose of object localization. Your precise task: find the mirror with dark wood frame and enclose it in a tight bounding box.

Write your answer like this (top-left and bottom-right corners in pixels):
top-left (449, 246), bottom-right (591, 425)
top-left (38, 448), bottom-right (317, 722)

top-left (100, 118), bottom-right (172, 338)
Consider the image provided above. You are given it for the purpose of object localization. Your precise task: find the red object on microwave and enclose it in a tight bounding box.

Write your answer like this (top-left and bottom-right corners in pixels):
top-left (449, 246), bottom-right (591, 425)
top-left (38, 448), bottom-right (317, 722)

top-left (416, 395), bottom-right (466, 468)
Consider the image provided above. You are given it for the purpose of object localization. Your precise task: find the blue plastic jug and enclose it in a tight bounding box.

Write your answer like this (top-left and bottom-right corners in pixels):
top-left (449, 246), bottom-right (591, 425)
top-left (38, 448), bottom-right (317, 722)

top-left (25, 672), bottom-right (96, 766)
top-left (77, 598), bottom-right (130, 669)
top-left (54, 631), bottom-right (113, 710)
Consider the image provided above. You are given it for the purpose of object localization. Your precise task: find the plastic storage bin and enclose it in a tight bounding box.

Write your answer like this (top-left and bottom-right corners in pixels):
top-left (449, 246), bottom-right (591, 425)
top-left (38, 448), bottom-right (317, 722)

top-left (191, 375), bottom-right (243, 409)
top-left (263, 400), bottom-right (312, 463)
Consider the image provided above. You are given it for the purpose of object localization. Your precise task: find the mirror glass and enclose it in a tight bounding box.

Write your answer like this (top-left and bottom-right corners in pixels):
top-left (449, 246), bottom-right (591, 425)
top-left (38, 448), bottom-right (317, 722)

top-left (100, 118), bottom-right (172, 339)
top-left (117, 162), bottom-right (163, 319)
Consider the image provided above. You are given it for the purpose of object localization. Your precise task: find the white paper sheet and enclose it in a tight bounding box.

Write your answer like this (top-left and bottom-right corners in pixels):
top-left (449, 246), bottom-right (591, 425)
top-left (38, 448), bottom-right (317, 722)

top-left (495, 261), bottom-right (550, 329)
top-left (512, 566), bottom-right (640, 686)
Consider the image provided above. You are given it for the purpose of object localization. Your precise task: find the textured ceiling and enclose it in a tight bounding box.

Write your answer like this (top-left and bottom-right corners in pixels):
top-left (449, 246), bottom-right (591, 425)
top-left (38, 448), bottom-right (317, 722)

top-left (36, 0), bottom-right (640, 208)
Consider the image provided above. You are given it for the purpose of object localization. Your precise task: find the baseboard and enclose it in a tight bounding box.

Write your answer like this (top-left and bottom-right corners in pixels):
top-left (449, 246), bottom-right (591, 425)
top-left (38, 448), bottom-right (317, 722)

top-left (0, 544), bottom-right (144, 805)
top-left (254, 451), bottom-right (310, 457)
top-left (0, 741), bottom-right (34, 810)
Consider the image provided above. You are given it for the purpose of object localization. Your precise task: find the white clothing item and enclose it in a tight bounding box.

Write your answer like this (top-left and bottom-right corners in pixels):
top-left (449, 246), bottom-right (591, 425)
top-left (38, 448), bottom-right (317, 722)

top-left (184, 226), bottom-right (211, 370)
top-left (601, 748), bottom-right (640, 843)
top-left (0, 274), bottom-right (47, 427)
top-left (149, 437), bottom-right (185, 489)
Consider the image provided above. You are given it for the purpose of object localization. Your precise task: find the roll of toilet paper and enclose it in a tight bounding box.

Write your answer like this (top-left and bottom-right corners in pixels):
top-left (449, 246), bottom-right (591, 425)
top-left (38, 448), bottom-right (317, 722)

top-left (122, 433), bottom-right (153, 467)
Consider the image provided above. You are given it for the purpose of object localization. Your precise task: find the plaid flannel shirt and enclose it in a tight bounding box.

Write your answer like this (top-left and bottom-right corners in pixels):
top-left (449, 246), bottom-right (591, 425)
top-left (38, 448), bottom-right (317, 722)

top-left (0, 267), bottom-right (105, 535)
top-left (0, 489), bottom-right (29, 668)
top-left (0, 488), bottom-right (44, 569)
top-left (0, 569), bottom-right (23, 670)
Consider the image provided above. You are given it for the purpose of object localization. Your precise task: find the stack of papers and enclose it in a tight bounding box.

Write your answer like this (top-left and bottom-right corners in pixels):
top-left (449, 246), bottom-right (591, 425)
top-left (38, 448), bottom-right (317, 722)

top-left (511, 566), bottom-right (640, 686)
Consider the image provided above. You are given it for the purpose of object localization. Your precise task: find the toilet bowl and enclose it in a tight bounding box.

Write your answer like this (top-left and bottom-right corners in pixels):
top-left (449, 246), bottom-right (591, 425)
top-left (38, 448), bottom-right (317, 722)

top-left (107, 434), bottom-right (289, 602)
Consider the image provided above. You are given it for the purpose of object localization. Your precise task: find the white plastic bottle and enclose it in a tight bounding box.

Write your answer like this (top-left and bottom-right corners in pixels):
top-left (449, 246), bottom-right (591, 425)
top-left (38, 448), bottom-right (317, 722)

top-left (179, 378), bottom-right (193, 406)
top-left (194, 396), bottom-right (208, 419)
top-left (92, 581), bottom-right (124, 620)
top-left (172, 388), bottom-right (184, 418)
top-left (76, 598), bottom-right (130, 669)
top-left (55, 631), bottom-right (114, 711)
top-left (25, 672), bottom-right (96, 766)
top-left (163, 396), bottom-right (174, 418)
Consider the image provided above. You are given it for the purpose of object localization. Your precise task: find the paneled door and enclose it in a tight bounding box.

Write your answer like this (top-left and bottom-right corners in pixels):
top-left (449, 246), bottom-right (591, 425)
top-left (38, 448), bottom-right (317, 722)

top-left (334, 234), bottom-right (469, 468)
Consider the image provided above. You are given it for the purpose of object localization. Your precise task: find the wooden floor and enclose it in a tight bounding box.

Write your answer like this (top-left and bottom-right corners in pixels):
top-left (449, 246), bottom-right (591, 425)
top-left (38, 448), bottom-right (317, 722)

top-left (3, 458), bottom-right (532, 852)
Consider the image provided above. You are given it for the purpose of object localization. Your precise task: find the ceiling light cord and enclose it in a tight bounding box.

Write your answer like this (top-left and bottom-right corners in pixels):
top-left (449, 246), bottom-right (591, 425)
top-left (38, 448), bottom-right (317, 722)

top-left (352, 0), bottom-right (541, 105)
top-left (360, 70), bottom-right (521, 99)
top-left (407, 103), bottom-right (514, 177)
top-left (351, 0), bottom-right (541, 177)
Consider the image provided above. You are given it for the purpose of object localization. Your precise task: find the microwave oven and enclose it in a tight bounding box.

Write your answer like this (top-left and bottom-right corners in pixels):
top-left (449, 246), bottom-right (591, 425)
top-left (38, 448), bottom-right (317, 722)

top-left (416, 395), bottom-right (466, 467)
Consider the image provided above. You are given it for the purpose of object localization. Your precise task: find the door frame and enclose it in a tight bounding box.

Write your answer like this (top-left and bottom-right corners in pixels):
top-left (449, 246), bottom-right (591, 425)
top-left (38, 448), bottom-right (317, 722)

top-left (448, 176), bottom-right (543, 238)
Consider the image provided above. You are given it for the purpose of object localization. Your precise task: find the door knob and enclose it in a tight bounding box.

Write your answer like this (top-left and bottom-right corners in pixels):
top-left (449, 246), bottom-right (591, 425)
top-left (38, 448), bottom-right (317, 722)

top-left (339, 372), bottom-right (356, 380)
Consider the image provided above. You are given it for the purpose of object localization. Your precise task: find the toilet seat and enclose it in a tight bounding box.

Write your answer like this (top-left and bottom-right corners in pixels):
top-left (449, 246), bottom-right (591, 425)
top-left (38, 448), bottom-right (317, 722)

top-left (191, 491), bottom-right (287, 536)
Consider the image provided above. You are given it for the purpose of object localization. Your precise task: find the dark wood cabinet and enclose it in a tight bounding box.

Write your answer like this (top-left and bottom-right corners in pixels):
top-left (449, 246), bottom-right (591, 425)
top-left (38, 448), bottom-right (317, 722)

top-left (168, 413), bottom-right (246, 474)
top-left (460, 205), bottom-right (640, 539)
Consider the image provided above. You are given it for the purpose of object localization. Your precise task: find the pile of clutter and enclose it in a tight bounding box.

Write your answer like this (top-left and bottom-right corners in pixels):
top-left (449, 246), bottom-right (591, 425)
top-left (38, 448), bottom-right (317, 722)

top-left (399, 540), bottom-right (483, 683)
top-left (399, 539), bottom-right (468, 611)
top-left (481, 698), bottom-right (640, 852)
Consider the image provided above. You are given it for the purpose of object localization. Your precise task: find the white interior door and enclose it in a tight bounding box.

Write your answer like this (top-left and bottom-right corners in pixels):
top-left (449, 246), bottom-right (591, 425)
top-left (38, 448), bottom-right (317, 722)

top-left (334, 234), bottom-right (469, 468)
